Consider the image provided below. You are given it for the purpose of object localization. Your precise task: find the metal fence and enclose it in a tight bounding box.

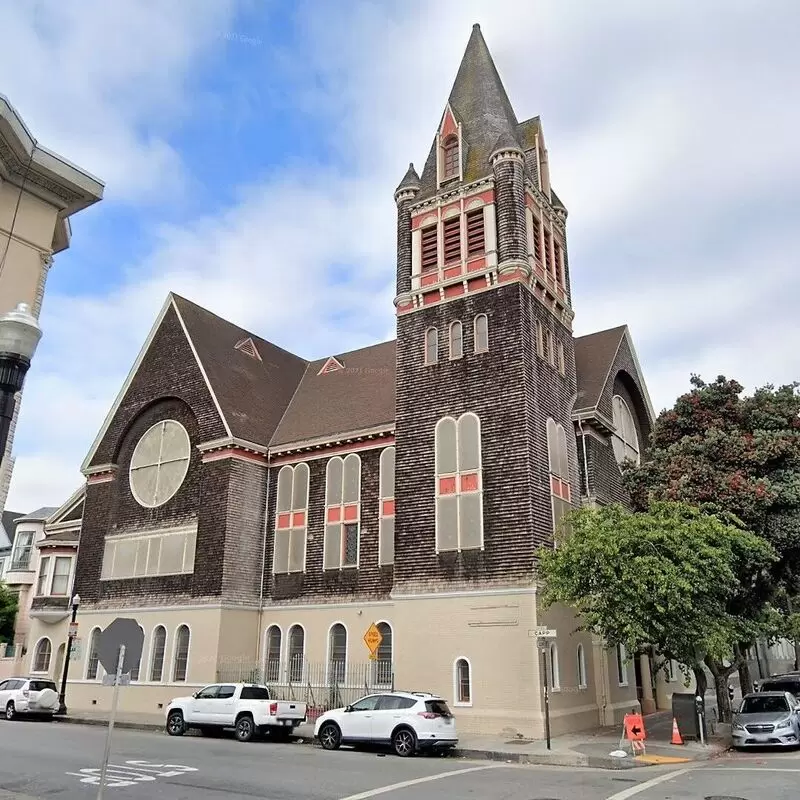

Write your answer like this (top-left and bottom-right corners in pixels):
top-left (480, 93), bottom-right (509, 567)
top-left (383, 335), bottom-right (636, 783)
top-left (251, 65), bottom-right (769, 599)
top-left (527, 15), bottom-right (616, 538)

top-left (215, 659), bottom-right (394, 722)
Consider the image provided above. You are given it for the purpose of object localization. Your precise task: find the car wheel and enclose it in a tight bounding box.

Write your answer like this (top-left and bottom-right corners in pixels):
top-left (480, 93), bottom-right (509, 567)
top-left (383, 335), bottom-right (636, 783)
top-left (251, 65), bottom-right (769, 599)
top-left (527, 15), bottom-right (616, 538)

top-left (392, 727), bottom-right (417, 757)
top-left (318, 722), bottom-right (342, 750)
top-left (5, 702), bottom-right (16, 721)
top-left (166, 711), bottom-right (185, 736)
top-left (235, 715), bottom-right (255, 742)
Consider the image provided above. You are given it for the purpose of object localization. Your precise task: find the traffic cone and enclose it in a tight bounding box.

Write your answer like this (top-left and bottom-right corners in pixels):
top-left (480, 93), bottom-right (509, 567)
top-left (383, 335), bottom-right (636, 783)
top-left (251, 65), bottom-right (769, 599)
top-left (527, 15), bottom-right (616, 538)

top-left (671, 717), bottom-right (684, 745)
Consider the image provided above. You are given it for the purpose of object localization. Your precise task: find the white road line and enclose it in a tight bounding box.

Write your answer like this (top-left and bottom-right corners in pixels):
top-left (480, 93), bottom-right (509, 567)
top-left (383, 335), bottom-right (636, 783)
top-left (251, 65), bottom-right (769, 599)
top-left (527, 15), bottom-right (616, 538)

top-left (704, 766), bottom-right (800, 772)
top-left (605, 767), bottom-right (691, 800)
top-left (338, 765), bottom-right (501, 800)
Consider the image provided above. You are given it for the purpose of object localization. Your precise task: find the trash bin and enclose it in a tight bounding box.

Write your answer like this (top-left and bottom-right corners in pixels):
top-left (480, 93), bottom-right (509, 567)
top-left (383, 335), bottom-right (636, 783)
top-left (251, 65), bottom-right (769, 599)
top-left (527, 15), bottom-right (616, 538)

top-left (671, 692), bottom-right (707, 741)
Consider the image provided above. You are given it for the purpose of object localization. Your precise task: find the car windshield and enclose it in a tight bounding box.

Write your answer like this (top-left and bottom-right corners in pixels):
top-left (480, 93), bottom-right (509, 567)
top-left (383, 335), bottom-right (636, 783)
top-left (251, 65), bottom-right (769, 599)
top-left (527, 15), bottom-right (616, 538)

top-left (28, 680), bottom-right (57, 692)
top-left (740, 695), bottom-right (790, 714)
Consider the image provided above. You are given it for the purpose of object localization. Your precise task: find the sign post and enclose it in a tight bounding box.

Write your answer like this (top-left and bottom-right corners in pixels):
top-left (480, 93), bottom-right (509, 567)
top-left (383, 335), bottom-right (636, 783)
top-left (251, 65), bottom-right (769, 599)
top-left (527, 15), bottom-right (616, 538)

top-left (94, 618), bottom-right (144, 798)
top-left (363, 623), bottom-right (383, 662)
top-left (533, 627), bottom-right (557, 750)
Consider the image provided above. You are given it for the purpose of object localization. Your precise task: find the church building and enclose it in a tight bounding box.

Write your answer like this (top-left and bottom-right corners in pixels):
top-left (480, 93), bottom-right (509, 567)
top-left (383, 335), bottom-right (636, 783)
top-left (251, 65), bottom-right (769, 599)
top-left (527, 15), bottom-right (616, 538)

top-left (29, 25), bottom-right (657, 737)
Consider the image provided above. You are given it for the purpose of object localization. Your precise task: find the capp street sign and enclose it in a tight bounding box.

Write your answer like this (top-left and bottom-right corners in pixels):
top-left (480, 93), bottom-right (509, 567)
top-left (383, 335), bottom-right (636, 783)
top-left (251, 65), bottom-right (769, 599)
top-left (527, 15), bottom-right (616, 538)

top-left (96, 618), bottom-right (144, 677)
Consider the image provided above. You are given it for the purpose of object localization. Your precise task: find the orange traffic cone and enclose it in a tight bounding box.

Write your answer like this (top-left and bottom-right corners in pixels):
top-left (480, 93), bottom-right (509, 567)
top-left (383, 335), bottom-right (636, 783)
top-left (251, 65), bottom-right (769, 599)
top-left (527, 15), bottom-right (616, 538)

top-left (671, 717), bottom-right (684, 745)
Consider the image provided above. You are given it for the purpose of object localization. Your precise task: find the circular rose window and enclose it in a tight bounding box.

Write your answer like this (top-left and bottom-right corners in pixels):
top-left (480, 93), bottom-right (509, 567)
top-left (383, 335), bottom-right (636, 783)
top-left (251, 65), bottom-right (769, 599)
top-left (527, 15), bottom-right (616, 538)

top-left (129, 420), bottom-right (191, 508)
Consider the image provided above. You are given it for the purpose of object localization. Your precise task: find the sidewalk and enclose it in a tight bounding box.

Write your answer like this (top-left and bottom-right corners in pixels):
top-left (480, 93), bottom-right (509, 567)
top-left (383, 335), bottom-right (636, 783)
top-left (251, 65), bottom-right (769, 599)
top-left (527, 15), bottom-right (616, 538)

top-left (53, 708), bottom-right (729, 770)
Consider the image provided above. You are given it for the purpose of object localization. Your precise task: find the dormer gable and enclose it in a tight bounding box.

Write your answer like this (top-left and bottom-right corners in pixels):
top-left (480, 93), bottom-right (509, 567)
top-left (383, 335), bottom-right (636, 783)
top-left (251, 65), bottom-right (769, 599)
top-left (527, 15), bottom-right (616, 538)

top-left (437, 103), bottom-right (463, 186)
top-left (318, 356), bottom-right (345, 375)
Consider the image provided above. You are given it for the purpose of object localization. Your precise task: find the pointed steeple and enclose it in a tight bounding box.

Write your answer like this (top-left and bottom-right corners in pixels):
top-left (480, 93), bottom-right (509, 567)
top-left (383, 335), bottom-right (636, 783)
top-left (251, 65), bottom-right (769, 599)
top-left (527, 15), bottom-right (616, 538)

top-left (394, 162), bottom-right (421, 198)
top-left (416, 24), bottom-right (521, 199)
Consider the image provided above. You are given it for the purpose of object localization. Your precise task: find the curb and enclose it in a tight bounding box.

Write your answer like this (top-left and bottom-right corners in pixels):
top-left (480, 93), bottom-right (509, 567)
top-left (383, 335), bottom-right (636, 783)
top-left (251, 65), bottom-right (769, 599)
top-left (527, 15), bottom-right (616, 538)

top-left (53, 717), bottom-right (728, 769)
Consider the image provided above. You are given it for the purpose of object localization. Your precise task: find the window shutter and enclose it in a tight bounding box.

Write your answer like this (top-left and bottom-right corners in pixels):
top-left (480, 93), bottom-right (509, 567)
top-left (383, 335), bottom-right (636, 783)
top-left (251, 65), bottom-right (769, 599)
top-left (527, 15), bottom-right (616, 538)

top-left (442, 217), bottom-right (461, 264)
top-left (421, 225), bottom-right (438, 272)
top-left (466, 209), bottom-right (485, 256)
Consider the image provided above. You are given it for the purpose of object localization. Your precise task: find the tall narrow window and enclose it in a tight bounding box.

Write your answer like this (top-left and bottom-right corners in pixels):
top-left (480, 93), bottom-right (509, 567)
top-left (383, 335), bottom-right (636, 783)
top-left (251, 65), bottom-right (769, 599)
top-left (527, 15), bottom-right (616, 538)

top-left (379, 447), bottom-right (395, 566)
top-left (542, 326), bottom-right (551, 364)
top-left (557, 342), bottom-right (565, 376)
top-left (51, 557), bottom-right (72, 595)
top-left (328, 624), bottom-right (347, 684)
top-left (11, 531), bottom-right (33, 570)
top-left (449, 321), bottom-right (463, 359)
top-left (549, 643), bottom-right (561, 690)
top-left (173, 625), bottom-right (190, 682)
top-left (554, 240), bottom-right (563, 285)
top-left (612, 396), bottom-right (641, 466)
top-left (374, 622), bottom-right (393, 686)
top-left (150, 626), bottom-right (167, 682)
top-left (577, 644), bottom-right (587, 688)
top-left (616, 644), bottom-right (628, 686)
top-left (547, 418), bottom-right (572, 543)
top-left (33, 638), bottom-right (52, 673)
top-left (86, 628), bottom-right (101, 680)
top-left (474, 314), bottom-right (489, 353)
top-left (466, 208), bottom-right (485, 256)
top-left (425, 328), bottom-right (438, 365)
top-left (543, 228), bottom-right (555, 281)
top-left (288, 625), bottom-right (305, 683)
top-left (535, 320), bottom-right (544, 357)
top-left (36, 556), bottom-right (50, 596)
top-left (421, 225), bottom-right (438, 272)
top-left (265, 625), bottom-right (282, 682)
top-left (532, 214), bottom-right (542, 262)
top-left (443, 135), bottom-right (459, 179)
top-left (455, 658), bottom-right (472, 705)
top-left (274, 463), bottom-right (309, 574)
top-left (324, 454), bottom-right (361, 569)
top-left (129, 625), bottom-right (145, 681)
top-left (435, 413), bottom-right (483, 552)
top-left (442, 216), bottom-right (461, 264)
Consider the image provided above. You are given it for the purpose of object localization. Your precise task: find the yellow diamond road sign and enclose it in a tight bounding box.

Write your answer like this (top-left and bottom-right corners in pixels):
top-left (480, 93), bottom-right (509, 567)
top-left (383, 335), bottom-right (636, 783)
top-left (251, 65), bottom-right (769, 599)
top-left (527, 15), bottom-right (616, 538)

top-left (363, 623), bottom-right (382, 659)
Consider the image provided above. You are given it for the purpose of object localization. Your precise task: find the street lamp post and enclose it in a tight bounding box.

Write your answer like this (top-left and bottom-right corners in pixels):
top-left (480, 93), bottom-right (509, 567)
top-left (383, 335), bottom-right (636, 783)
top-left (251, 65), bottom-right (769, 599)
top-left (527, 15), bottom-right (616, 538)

top-left (0, 303), bottom-right (42, 458)
top-left (57, 593), bottom-right (80, 715)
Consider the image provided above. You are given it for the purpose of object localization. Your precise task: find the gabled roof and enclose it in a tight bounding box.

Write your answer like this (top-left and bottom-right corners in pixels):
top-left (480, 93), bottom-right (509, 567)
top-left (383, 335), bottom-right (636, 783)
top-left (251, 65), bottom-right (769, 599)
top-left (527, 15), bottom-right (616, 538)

top-left (45, 485), bottom-right (85, 527)
top-left (172, 296), bottom-right (307, 446)
top-left (417, 24), bottom-right (520, 200)
top-left (270, 340), bottom-right (396, 449)
top-left (574, 325), bottom-right (655, 423)
top-left (15, 506), bottom-right (58, 523)
top-left (0, 510), bottom-right (22, 549)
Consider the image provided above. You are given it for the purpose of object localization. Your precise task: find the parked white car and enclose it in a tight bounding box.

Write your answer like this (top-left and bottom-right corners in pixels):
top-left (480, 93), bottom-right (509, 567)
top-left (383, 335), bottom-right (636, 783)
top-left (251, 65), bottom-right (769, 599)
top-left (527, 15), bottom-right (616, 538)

top-left (0, 677), bottom-right (59, 720)
top-left (314, 691), bottom-right (458, 757)
top-left (166, 682), bottom-right (307, 742)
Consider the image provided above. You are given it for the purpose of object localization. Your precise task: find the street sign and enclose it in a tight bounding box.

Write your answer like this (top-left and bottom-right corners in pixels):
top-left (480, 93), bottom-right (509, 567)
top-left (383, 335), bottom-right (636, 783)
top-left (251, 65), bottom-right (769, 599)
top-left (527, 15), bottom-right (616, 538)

top-left (70, 637), bottom-right (82, 661)
top-left (69, 621), bottom-right (79, 637)
top-left (529, 627), bottom-right (557, 639)
top-left (102, 673), bottom-right (131, 687)
top-left (363, 623), bottom-right (383, 659)
top-left (96, 618), bottom-right (144, 677)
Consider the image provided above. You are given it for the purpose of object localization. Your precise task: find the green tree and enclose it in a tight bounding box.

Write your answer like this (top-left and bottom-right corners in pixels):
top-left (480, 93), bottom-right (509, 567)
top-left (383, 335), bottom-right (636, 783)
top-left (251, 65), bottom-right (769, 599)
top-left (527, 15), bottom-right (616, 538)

top-left (624, 376), bottom-right (800, 685)
top-left (0, 582), bottom-right (18, 644)
top-left (538, 501), bottom-right (777, 721)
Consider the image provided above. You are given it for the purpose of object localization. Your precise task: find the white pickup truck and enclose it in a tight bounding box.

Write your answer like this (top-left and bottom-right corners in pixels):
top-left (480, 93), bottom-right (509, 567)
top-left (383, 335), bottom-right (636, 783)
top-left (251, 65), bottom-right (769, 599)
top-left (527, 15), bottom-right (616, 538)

top-left (165, 683), bottom-right (307, 742)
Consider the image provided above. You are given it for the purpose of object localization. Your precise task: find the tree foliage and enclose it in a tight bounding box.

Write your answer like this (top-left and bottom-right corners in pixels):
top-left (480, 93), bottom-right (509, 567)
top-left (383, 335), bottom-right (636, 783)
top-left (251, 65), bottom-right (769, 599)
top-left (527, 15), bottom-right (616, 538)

top-left (0, 582), bottom-right (18, 644)
top-left (538, 502), bottom-right (777, 674)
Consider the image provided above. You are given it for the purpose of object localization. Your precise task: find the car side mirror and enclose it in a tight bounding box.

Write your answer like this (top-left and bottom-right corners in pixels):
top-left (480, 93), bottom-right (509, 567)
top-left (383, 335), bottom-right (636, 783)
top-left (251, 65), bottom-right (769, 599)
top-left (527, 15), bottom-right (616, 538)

top-left (344, 705), bottom-right (353, 713)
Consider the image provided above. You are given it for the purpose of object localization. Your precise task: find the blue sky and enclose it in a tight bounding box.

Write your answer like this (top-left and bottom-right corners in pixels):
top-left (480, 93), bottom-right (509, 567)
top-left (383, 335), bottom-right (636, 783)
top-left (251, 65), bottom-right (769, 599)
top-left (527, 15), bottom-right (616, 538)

top-left (2, 0), bottom-right (799, 511)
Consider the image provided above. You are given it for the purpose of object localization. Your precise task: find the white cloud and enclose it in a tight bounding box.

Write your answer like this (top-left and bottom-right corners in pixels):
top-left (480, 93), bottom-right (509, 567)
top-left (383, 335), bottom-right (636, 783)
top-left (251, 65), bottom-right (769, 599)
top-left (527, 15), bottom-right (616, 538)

top-left (7, 0), bottom-right (800, 509)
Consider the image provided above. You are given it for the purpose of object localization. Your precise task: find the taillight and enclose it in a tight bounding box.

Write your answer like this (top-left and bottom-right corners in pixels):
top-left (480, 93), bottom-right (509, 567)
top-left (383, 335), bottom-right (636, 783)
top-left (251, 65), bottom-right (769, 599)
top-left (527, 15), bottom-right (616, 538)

top-left (417, 712), bottom-right (438, 719)
top-left (269, 702), bottom-right (278, 715)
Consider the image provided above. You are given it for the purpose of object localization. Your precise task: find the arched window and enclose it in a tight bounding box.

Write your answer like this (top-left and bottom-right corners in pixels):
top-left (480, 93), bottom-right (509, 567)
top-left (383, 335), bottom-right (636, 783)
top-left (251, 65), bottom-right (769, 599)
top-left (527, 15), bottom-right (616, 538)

top-left (129, 625), bottom-right (145, 681)
top-left (374, 622), bottom-right (393, 686)
top-left (546, 418), bottom-right (572, 543)
top-left (274, 462), bottom-right (309, 573)
top-left (443, 135), bottom-right (459, 179)
top-left (150, 626), bottom-right (167, 682)
top-left (425, 328), bottom-right (438, 365)
top-left (86, 627), bottom-right (102, 680)
top-left (324, 454), bottom-right (361, 570)
top-left (474, 314), bottom-right (489, 353)
top-left (379, 447), bottom-right (395, 566)
top-left (173, 625), bottom-right (190, 682)
top-left (576, 644), bottom-right (587, 689)
top-left (612, 395), bottom-right (640, 466)
top-left (328, 623), bottom-right (347, 684)
top-left (435, 414), bottom-right (483, 552)
top-left (549, 643), bottom-right (560, 690)
top-left (287, 625), bottom-right (305, 683)
top-left (616, 644), bottom-right (628, 686)
top-left (265, 625), bottom-right (282, 682)
top-left (454, 657), bottom-right (472, 705)
top-left (33, 638), bottom-right (52, 673)
top-left (449, 321), bottom-right (463, 360)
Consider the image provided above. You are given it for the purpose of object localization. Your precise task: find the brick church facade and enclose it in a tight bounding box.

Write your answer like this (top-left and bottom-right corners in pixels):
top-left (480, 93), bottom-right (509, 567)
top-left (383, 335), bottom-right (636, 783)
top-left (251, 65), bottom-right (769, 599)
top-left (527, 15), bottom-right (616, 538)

top-left (34, 25), bottom-right (656, 736)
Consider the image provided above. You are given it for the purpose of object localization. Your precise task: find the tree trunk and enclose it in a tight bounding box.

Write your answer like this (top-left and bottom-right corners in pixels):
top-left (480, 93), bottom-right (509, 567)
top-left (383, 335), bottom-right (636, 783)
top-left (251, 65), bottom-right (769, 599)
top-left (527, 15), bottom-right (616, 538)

top-left (705, 656), bottom-right (739, 722)
top-left (692, 665), bottom-right (708, 697)
top-left (736, 643), bottom-right (753, 696)
top-left (786, 594), bottom-right (800, 671)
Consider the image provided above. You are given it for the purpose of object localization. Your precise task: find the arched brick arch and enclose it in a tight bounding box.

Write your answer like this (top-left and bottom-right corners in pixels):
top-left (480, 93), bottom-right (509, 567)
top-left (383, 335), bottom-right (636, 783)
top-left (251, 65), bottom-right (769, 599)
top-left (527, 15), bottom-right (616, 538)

top-left (612, 370), bottom-right (651, 452)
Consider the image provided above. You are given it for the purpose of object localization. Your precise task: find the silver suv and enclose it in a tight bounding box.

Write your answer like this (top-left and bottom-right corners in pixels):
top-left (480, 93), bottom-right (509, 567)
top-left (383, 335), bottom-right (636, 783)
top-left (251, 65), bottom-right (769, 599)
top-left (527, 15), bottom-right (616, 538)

top-left (732, 691), bottom-right (800, 749)
top-left (0, 677), bottom-right (59, 720)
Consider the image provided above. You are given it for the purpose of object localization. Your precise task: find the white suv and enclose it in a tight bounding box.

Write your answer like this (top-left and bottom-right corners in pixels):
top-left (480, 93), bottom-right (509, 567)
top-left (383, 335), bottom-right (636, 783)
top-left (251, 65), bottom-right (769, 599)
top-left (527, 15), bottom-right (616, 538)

top-left (314, 691), bottom-right (458, 757)
top-left (0, 677), bottom-right (59, 720)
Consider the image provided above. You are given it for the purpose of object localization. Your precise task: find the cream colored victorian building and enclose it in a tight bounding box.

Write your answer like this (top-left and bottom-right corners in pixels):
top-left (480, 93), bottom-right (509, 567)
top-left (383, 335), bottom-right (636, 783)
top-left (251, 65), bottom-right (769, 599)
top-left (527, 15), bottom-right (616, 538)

top-left (0, 93), bottom-right (104, 510)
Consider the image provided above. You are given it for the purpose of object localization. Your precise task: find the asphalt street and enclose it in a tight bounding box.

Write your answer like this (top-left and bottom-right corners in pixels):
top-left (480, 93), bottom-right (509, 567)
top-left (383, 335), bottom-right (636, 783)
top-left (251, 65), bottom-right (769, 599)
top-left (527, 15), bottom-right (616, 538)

top-left (0, 718), bottom-right (798, 799)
